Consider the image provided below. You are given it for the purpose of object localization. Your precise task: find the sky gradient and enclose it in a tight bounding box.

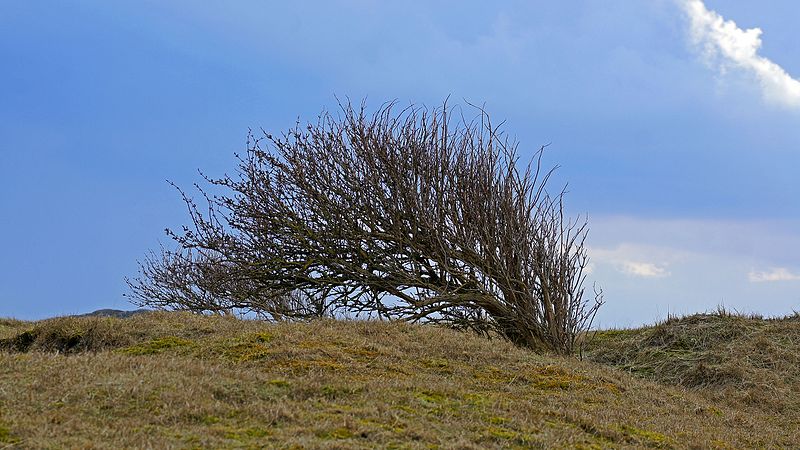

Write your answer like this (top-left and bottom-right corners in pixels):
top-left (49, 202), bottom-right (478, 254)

top-left (2, 0), bottom-right (799, 326)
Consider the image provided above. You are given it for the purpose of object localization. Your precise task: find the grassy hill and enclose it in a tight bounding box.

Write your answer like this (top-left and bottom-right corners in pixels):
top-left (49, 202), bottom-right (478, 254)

top-left (585, 311), bottom-right (800, 416)
top-left (0, 312), bottom-right (797, 448)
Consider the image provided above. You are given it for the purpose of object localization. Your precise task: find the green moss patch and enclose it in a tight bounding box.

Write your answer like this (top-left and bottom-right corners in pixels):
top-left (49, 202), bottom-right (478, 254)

top-left (0, 424), bottom-right (19, 444)
top-left (481, 425), bottom-right (540, 446)
top-left (216, 332), bottom-right (276, 362)
top-left (218, 425), bottom-right (271, 441)
top-left (528, 366), bottom-right (590, 390)
top-left (120, 336), bottom-right (195, 355)
top-left (317, 426), bottom-right (355, 440)
top-left (414, 390), bottom-right (447, 407)
top-left (616, 424), bottom-right (673, 448)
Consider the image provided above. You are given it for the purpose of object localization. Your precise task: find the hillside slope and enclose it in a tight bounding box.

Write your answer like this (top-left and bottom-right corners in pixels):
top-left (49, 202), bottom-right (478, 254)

top-left (586, 312), bottom-right (800, 422)
top-left (0, 312), bottom-right (797, 448)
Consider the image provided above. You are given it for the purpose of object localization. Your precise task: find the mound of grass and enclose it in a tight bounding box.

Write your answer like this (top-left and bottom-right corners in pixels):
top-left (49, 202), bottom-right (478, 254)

top-left (0, 318), bottom-right (26, 340)
top-left (0, 311), bottom-right (251, 354)
top-left (585, 311), bottom-right (800, 414)
top-left (0, 312), bottom-right (797, 448)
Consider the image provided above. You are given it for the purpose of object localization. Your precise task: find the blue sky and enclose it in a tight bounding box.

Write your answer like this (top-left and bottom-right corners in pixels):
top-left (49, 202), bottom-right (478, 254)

top-left (1, 1), bottom-right (799, 326)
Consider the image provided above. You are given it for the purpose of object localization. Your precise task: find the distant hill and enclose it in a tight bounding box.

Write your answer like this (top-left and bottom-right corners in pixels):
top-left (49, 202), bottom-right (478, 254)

top-left (78, 308), bottom-right (151, 319)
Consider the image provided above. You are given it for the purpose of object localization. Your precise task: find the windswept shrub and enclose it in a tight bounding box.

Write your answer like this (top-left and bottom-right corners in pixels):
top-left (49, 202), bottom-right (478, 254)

top-left (127, 101), bottom-right (602, 354)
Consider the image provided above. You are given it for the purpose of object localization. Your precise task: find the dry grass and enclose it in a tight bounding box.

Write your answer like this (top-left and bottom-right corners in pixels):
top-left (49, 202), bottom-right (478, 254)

top-left (585, 311), bottom-right (800, 418)
top-left (0, 312), bottom-right (797, 448)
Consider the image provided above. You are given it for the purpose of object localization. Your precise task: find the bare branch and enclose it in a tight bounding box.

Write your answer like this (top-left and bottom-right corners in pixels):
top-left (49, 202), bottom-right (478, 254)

top-left (127, 100), bottom-right (603, 354)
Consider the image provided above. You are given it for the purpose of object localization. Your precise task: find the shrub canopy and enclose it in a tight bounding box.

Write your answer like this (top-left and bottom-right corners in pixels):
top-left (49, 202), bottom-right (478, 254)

top-left (127, 101), bottom-right (602, 354)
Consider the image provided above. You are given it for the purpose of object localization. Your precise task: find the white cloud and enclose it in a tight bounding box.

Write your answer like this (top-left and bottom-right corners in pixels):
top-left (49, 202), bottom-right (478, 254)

top-left (679, 0), bottom-right (800, 108)
top-left (748, 267), bottom-right (800, 283)
top-left (620, 261), bottom-right (671, 278)
top-left (590, 245), bottom-right (673, 279)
